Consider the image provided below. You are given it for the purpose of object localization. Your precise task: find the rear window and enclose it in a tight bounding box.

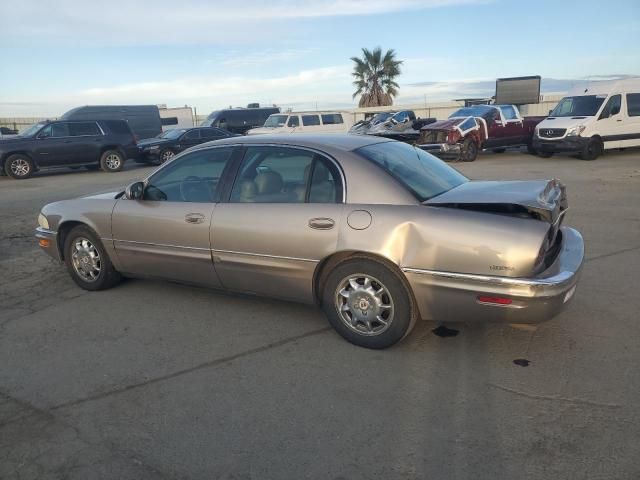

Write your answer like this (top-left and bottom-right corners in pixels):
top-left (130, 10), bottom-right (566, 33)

top-left (356, 142), bottom-right (468, 202)
top-left (69, 122), bottom-right (100, 136)
top-left (101, 120), bottom-right (132, 135)
top-left (321, 114), bottom-right (343, 125)
top-left (627, 93), bottom-right (640, 117)
top-left (302, 115), bottom-right (320, 126)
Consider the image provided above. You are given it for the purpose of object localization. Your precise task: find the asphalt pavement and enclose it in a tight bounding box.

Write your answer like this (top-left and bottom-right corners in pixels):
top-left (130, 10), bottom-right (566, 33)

top-left (1, 150), bottom-right (639, 479)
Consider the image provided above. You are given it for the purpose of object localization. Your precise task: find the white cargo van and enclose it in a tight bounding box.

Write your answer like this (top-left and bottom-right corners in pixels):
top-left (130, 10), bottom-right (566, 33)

top-left (533, 78), bottom-right (640, 160)
top-left (246, 112), bottom-right (353, 135)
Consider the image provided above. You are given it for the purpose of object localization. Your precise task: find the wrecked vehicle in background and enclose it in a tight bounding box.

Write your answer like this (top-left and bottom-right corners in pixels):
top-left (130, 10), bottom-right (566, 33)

top-left (364, 110), bottom-right (436, 143)
top-left (349, 112), bottom-right (393, 134)
top-left (417, 105), bottom-right (546, 162)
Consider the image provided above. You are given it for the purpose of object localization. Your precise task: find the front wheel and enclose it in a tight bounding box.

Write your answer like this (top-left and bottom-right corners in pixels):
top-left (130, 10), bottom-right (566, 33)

top-left (322, 258), bottom-right (417, 349)
top-left (459, 138), bottom-right (478, 162)
top-left (64, 225), bottom-right (122, 291)
top-left (4, 154), bottom-right (34, 179)
top-left (100, 150), bottom-right (125, 172)
top-left (579, 138), bottom-right (603, 161)
top-left (158, 148), bottom-right (175, 164)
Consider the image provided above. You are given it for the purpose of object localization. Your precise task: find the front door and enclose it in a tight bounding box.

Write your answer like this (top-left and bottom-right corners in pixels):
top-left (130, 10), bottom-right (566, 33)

top-left (33, 122), bottom-right (78, 166)
top-left (111, 146), bottom-right (237, 287)
top-left (211, 145), bottom-right (344, 302)
top-left (597, 94), bottom-right (623, 149)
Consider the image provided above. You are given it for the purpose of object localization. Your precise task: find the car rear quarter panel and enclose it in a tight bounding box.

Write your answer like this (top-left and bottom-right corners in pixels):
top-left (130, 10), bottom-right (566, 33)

top-left (336, 204), bottom-right (549, 278)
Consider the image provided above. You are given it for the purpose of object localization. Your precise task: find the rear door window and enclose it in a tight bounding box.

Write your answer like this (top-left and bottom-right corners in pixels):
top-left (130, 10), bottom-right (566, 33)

top-left (302, 115), bottom-right (320, 126)
top-left (69, 122), bottom-right (101, 136)
top-left (201, 128), bottom-right (225, 139)
top-left (626, 93), bottom-right (640, 117)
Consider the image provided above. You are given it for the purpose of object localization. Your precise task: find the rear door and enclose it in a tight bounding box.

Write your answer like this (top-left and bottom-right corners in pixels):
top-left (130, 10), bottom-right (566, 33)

top-left (300, 114), bottom-right (322, 134)
top-left (67, 121), bottom-right (103, 163)
top-left (211, 145), bottom-right (344, 302)
top-left (112, 146), bottom-right (238, 286)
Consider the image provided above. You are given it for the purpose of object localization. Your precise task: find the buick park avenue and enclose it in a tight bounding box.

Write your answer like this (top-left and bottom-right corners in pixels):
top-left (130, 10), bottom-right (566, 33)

top-left (36, 135), bottom-right (584, 349)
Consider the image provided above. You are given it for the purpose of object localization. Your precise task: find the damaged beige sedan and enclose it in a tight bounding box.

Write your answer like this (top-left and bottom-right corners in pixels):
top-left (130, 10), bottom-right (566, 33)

top-left (36, 135), bottom-right (584, 349)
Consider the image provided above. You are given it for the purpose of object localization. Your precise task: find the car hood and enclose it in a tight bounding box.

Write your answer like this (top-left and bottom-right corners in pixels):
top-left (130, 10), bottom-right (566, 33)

top-left (81, 190), bottom-right (122, 200)
top-left (137, 137), bottom-right (171, 148)
top-left (0, 136), bottom-right (29, 145)
top-left (420, 118), bottom-right (464, 131)
top-left (536, 116), bottom-right (593, 130)
top-left (425, 179), bottom-right (568, 224)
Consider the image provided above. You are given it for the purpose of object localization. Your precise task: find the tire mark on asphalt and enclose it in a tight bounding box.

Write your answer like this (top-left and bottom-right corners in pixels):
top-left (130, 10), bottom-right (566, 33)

top-left (49, 326), bottom-right (333, 412)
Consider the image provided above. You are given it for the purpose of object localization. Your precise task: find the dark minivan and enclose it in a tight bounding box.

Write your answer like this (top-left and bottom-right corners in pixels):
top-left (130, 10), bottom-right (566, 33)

top-left (61, 105), bottom-right (162, 140)
top-left (0, 119), bottom-right (138, 179)
top-left (200, 105), bottom-right (280, 134)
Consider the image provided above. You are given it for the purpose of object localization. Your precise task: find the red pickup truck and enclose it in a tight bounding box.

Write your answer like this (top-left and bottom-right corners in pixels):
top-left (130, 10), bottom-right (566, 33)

top-left (417, 104), bottom-right (546, 161)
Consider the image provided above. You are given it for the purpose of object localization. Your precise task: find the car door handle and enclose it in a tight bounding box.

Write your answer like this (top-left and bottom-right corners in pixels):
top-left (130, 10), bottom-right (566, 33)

top-left (185, 213), bottom-right (206, 224)
top-left (308, 217), bottom-right (335, 230)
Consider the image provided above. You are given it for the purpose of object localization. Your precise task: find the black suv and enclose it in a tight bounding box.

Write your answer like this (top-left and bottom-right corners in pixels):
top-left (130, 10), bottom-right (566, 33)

top-left (137, 127), bottom-right (238, 164)
top-left (0, 119), bottom-right (139, 179)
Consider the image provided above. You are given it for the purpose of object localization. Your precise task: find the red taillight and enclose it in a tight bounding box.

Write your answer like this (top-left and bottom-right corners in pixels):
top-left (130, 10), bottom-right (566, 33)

top-left (477, 295), bottom-right (512, 305)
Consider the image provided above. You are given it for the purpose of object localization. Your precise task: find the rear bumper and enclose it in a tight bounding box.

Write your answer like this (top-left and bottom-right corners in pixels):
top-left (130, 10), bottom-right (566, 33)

top-left (533, 136), bottom-right (588, 154)
top-left (35, 227), bottom-right (61, 262)
top-left (417, 143), bottom-right (460, 157)
top-left (403, 227), bottom-right (584, 324)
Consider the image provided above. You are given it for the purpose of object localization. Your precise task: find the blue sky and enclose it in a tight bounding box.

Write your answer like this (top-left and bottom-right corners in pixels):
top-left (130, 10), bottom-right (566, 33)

top-left (0, 0), bottom-right (638, 116)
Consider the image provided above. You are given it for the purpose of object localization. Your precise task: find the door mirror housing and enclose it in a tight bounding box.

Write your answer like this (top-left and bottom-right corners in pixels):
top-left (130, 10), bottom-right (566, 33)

top-left (125, 181), bottom-right (145, 200)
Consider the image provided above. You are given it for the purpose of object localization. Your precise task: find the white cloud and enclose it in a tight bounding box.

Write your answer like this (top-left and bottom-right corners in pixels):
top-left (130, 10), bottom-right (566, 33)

top-left (0, 0), bottom-right (488, 46)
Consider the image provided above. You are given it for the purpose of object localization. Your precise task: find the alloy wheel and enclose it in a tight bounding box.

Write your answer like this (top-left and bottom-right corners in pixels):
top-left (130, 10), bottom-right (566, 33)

top-left (10, 158), bottom-right (30, 177)
top-left (334, 274), bottom-right (394, 336)
top-left (71, 237), bottom-right (101, 282)
top-left (105, 154), bottom-right (121, 170)
top-left (160, 150), bottom-right (175, 163)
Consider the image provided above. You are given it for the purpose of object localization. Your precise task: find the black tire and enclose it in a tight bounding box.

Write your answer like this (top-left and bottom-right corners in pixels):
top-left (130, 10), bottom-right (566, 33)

top-left (537, 151), bottom-right (553, 158)
top-left (459, 138), bottom-right (478, 162)
top-left (63, 225), bottom-right (121, 291)
top-left (579, 137), bottom-right (603, 161)
top-left (4, 154), bottom-right (34, 179)
top-left (100, 150), bottom-right (125, 172)
top-left (492, 148), bottom-right (506, 154)
top-left (322, 257), bottom-right (417, 349)
top-left (158, 148), bottom-right (175, 164)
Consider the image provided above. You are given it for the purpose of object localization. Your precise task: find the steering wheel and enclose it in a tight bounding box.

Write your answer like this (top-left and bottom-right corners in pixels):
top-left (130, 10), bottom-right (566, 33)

top-left (180, 175), bottom-right (207, 202)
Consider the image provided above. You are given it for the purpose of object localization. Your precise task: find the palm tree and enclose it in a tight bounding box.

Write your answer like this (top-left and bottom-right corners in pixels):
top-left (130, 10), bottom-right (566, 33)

top-left (351, 47), bottom-right (403, 108)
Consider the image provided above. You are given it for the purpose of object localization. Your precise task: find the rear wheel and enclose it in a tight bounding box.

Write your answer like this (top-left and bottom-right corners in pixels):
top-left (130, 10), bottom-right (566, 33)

top-left (63, 225), bottom-right (121, 291)
top-left (322, 258), bottom-right (417, 349)
top-left (459, 138), bottom-right (478, 162)
top-left (100, 150), bottom-right (124, 172)
top-left (579, 137), bottom-right (603, 161)
top-left (4, 154), bottom-right (34, 179)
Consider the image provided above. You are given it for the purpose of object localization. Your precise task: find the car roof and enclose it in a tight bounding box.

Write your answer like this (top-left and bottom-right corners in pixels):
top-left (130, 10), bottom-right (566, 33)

top-left (204, 133), bottom-right (392, 152)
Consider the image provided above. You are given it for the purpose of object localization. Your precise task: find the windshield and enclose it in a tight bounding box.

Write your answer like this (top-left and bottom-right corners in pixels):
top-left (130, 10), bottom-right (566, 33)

top-left (19, 122), bottom-right (47, 137)
top-left (356, 141), bottom-right (468, 201)
top-left (550, 95), bottom-right (606, 117)
top-left (159, 129), bottom-right (187, 139)
top-left (263, 115), bottom-right (289, 128)
top-left (450, 106), bottom-right (492, 118)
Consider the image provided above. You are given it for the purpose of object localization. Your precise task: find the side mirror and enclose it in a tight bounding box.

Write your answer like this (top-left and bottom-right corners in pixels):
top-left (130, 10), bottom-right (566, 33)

top-left (125, 181), bottom-right (144, 200)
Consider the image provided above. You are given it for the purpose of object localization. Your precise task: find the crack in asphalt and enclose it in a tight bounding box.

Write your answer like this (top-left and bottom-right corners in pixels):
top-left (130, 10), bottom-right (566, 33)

top-left (49, 326), bottom-right (332, 412)
top-left (585, 245), bottom-right (640, 263)
top-left (488, 383), bottom-right (623, 408)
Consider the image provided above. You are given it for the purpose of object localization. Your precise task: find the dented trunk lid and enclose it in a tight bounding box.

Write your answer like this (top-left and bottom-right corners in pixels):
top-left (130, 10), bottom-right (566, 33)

top-left (424, 179), bottom-right (568, 224)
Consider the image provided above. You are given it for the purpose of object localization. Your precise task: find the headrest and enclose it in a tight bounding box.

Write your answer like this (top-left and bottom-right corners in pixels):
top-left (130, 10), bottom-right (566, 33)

top-left (255, 171), bottom-right (283, 194)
